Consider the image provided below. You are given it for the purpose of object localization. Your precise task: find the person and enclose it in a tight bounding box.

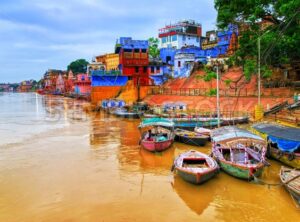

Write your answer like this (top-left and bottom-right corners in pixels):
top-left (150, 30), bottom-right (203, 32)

top-left (147, 129), bottom-right (152, 140)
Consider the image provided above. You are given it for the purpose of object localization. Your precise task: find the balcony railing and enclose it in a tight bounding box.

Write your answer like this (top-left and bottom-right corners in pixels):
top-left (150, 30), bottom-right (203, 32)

top-left (91, 70), bottom-right (121, 76)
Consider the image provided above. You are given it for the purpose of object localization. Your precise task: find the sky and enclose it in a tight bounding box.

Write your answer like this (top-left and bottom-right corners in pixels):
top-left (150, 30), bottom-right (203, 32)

top-left (0, 0), bottom-right (217, 83)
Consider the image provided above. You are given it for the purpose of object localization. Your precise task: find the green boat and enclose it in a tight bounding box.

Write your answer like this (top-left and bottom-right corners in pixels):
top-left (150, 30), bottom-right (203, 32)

top-left (211, 126), bottom-right (267, 180)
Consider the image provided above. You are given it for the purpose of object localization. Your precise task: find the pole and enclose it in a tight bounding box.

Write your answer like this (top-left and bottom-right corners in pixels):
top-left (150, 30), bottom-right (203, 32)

top-left (258, 37), bottom-right (261, 106)
top-left (216, 64), bottom-right (220, 127)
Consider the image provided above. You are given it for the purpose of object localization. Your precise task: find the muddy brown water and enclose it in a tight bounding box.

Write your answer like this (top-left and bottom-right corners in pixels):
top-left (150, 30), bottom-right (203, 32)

top-left (0, 93), bottom-right (299, 222)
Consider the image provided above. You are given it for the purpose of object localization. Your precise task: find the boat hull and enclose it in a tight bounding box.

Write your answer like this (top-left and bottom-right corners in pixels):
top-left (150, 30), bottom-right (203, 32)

top-left (280, 167), bottom-right (300, 205)
top-left (269, 147), bottom-right (300, 169)
top-left (176, 168), bottom-right (218, 184)
top-left (174, 134), bottom-right (207, 146)
top-left (141, 139), bottom-right (173, 152)
top-left (114, 112), bottom-right (140, 119)
top-left (218, 160), bottom-right (264, 180)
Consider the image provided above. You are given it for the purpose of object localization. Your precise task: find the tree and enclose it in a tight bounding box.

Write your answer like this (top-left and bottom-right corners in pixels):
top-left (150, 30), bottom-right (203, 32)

top-left (67, 59), bottom-right (89, 74)
top-left (214, 0), bottom-right (300, 67)
top-left (148, 37), bottom-right (160, 58)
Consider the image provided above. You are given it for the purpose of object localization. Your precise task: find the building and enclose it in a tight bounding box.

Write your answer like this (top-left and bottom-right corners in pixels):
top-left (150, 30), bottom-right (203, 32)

top-left (18, 80), bottom-right (33, 92)
top-left (158, 20), bottom-right (202, 49)
top-left (158, 23), bottom-right (239, 78)
top-left (174, 52), bottom-right (195, 78)
top-left (55, 74), bottom-right (65, 93)
top-left (74, 73), bottom-right (91, 95)
top-left (43, 69), bottom-right (67, 93)
top-left (87, 61), bottom-right (105, 75)
top-left (65, 70), bottom-right (75, 93)
top-left (115, 37), bottom-right (151, 86)
top-left (95, 53), bottom-right (119, 71)
top-left (148, 58), bottom-right (169, 85)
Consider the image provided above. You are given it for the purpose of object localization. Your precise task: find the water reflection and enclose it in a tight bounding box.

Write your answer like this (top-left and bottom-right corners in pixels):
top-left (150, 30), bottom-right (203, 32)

top-left (171, 175), bottom-right (215, 215)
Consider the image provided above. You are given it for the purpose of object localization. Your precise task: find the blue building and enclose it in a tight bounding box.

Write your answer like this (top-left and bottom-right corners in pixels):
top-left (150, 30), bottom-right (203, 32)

top-left (160, 23), bottom-right (238, 78)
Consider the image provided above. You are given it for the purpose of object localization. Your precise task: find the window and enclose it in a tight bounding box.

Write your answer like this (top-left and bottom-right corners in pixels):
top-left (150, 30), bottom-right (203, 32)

top-left (134, 48), bottom-right (140, 53)
top-left (135, 67), bottom-right (139, 73)
top-left (141, 49), bottom-right (147, 53)
top-left (162, 37), bottom-right (167, 43)
top-left (124, 49), bottom-right (132, 52)
top-left (172, 35), bottom-right (177, 42)
top-left (156, 66), bottom-right (160, 72)
top-left (178, 61), bottom-right (181, 67)
top-left (182, 35), bottom-right (186, 41)
top-left (143, 66), bottom-right (147, 73)
top-left (196, 37), bottom-right (200, 42)
top-left (150, 66), bottom-right (155, 73)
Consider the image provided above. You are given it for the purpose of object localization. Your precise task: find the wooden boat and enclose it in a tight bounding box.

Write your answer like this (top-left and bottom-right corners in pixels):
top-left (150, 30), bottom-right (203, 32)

top-left (139, 118), bottom-right (175, 152)
top-left (220, 116), bottom-right (249, 125)
top-left (173, 150), bottom-right (219, 184)
top-left (113, 107), bottom-right (140, 119)
top-left (211, 126), bottom-right (267, 180)
top-left (280, 166), bottom-right (300, 206)
top-left (252, 123), bottom-right (300, 169)
top-left (194, 127), bottom-right (212, 137)
top-left (173, 119), bottom-right (219, 131)
top-left (174, 128), bottom-right (209, 146)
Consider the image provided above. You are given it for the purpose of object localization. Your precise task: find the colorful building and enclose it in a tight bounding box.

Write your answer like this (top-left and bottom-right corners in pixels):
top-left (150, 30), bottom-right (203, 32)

top-left (159, 22), bottom-right (239, 78)
top-left (87, 61), bottom-right (105, 75)
top-left (74, 73), bottom-right (91, 95)
top-left (19, 80), bottom-right (34, 92)
top-left (158, 20), bottom-right (202, 49)
top-left (115, 37), bottom-right (151, 86)
top-left (148, 58), bottom-right (169, 85)
top-left (55, 74), bottom-right (65, 93)
top-left (95, 53), bottom-right (119, 71)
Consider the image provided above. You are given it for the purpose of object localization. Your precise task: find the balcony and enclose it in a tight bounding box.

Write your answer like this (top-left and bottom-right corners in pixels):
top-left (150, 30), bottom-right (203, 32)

top-left (91, 70), bottom-right (121, 76)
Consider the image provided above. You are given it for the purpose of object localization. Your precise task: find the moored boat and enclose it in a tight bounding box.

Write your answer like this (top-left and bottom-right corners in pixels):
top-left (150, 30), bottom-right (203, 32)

top-left (252, 123), bottom-right (300, 169)
top-left (174, 128), bottom-right (209, 146)
top-left (139, 118), bottom-right (175, 152)
top-left (173, 150), bottom-right (219, 184)
top-left (211, 126), bottom-right (267, 180)
top-left (113, 107), bottom-right (140, 119)
top-left (280, 166), bottom-right (300, 206)
top-left (194, 127), bottom-right (212, 137)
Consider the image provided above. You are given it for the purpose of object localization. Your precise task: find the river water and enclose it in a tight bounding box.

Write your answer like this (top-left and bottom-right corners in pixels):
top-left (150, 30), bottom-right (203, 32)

top-left (0, 92), bottom-right (299, 222)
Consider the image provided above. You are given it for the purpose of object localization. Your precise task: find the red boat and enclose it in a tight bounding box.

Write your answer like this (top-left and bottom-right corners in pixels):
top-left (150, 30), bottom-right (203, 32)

top-left (139, 118), bottom-right (175, 152)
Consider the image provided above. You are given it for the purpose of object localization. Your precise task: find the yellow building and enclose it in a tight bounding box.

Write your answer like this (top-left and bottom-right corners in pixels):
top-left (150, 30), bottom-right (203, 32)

top-left (95, 53), bottom-right (119, 71)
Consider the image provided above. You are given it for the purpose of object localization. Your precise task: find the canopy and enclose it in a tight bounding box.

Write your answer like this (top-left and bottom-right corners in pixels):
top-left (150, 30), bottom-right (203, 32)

top-left (211, 126), bottom-right (264, 143)
top-left (253, 123), bottom-right (300, 152)
top-left (139, 118), bottom-right (174, 128)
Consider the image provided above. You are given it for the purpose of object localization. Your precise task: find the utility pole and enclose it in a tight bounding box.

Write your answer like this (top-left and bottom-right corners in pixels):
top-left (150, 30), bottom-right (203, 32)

top-left (258, 37), bottom-right (261, 106)
top-left (216, 62), bottom-right (221, 127)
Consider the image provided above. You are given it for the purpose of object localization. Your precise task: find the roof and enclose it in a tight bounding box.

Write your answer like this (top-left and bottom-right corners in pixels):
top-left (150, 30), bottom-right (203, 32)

top-left (139, 118), bottom-right (174, 128)
top-left (253, 123), bottom-right (300, 142)
top-left (211, 126), bottom-right (264, 142)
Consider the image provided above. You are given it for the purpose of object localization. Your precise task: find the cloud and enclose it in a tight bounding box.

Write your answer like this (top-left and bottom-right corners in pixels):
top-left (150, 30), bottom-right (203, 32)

top-left (0, 0), bottom-right (217, 82)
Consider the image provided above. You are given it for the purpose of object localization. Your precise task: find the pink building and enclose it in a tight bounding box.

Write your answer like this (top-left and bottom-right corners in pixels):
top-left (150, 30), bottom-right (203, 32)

top-left (74, 73), bottom-right (91, 95)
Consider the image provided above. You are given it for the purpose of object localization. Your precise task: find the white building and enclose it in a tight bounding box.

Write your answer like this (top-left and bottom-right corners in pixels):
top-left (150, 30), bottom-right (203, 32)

top-left (158, 20), bottom-right (202, 49)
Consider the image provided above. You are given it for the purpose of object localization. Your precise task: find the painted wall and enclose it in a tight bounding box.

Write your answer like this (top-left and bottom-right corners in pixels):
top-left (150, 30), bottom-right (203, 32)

top-left (91, 86), bottom-right (122, 104)
top-left (159, 34), bottom-right (201, 49)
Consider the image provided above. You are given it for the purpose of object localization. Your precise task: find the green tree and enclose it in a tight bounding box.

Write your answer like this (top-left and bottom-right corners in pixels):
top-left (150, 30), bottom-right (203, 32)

top-left (67, 59), bottom-right (89, 74)
top-left (148, 37), bottom-right (160, 58)
top-left (214, 0), bottom-right (300, 67)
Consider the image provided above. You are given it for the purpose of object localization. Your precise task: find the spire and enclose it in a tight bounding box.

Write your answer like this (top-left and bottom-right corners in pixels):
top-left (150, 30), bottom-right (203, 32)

top-left (68, 70), bottom-right (74, 80)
